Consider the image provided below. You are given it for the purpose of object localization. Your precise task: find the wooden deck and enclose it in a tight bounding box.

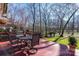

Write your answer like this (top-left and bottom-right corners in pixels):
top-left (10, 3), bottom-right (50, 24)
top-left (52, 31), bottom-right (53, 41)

top-left (0, 39), bottom-right (79, 56)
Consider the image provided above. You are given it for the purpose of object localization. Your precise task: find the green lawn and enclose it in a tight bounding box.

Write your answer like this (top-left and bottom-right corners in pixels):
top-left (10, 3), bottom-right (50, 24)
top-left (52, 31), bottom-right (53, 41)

top-left (47, 36), bottom-right (79, 49)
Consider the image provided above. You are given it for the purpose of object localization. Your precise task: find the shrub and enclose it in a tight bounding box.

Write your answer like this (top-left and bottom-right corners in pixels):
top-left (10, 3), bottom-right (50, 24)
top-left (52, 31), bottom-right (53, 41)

top-left (68, 36), bottom-right (77, 46)
top-left (0, 28), bottom-right (5, 32)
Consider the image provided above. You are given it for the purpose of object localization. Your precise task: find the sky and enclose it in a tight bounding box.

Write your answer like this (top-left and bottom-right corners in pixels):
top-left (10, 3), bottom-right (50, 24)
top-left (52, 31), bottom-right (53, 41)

top-left (7, 3), bottom-right (79, 22)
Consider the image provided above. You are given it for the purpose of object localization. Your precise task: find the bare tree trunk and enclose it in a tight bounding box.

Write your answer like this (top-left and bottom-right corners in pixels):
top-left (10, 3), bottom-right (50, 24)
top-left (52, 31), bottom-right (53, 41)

top-left (60, 9), bottom-right (78, 37)
top-left (71, 15), bottom-right (75, 35)
top-left (77, 20), bottom-right (79, 32)
top-left (39, 3), bottom-right (42, 33)
top-left (44, 23), bottom-right (48, 37)
top-left (67, 23), bottom-right (70, 34)
top-left (59, 19), bottom-right (63, 35)
top-left (32, 3), bottom-right (36, 33)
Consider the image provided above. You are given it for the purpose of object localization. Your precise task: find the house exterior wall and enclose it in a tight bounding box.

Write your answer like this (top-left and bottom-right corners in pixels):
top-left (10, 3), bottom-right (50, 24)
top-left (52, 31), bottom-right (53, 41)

top-left (0, 3), bottom-right (4, 16)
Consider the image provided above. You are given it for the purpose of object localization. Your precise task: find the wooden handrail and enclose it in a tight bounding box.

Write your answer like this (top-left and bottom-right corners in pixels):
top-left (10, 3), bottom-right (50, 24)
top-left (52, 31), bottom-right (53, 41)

top-left (0, 32), bottom-right (9, 34)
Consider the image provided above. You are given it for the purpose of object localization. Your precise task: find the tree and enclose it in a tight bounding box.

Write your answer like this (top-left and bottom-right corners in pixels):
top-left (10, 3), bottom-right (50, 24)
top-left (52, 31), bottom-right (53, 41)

top-left (75, 15), bottom-right (79, 32)
top-left (39, 3), bottom-right (42, 33)
top-left (50, 4), bottom-right (66, 35)
top-left (27, 3), bottom-right (36, 33)
top-left (32, 4), bottom-right (36, 33)
top-left (8, 4), bottom-right (18, 24)
top-left (50, 4), bottom-right (78, 37)
top-left (71, 15), bottom-right (75, 35)
top-left (41, 3), bottom-right (51, 37)
top-left (60, 8), bottom-right (78, 37)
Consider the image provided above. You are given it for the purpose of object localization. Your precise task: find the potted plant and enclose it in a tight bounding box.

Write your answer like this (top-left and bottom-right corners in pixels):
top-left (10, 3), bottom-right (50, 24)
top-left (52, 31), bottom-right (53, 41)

top-left (68, 36), bottom-right (77, 56)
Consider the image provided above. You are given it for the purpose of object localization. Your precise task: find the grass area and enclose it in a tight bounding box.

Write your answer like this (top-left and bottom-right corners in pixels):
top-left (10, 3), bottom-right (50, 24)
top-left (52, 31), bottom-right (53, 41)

top-left (47, 36), bottom-right (79, 49)
top-left (76, 39), bottom-right (79, 49)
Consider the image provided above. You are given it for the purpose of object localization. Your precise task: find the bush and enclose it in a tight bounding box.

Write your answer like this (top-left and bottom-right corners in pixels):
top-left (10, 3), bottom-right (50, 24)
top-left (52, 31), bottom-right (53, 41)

top-left (48, 32), bottom-right (56, 37)
top-left (0, 28), bottom-right (6, 32)
top-left (68, 36), bottom-right (77, 45)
